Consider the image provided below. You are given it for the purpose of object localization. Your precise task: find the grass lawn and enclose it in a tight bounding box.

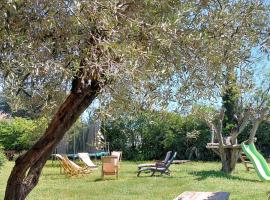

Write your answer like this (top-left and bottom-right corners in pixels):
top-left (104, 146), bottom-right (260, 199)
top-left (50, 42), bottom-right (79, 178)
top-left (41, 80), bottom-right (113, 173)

top-left (0, 161), bottom-right (269, 200)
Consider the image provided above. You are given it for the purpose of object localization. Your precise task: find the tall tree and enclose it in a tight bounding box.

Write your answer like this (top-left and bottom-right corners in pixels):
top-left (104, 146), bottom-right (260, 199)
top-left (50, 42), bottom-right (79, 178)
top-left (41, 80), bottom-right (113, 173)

top-left (176, 0), bottom-right (270, 173)
top-left (0, 1), bottom-right (201, 199)
top-left (222, 67), bottom-right (239, 135)
top-left (0, 0), bottom-right (270, 199)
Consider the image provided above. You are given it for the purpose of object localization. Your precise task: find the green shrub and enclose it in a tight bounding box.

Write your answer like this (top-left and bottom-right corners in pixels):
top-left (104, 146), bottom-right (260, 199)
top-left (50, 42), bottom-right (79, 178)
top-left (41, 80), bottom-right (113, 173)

top-left (0, 117), bottom-right (48, 151)
top-left (104, 110), bottom-right (270, 161)
top-left (0, 146), bottom-right (6, 169)
top-left (103, 111), bottom-right (215, 161)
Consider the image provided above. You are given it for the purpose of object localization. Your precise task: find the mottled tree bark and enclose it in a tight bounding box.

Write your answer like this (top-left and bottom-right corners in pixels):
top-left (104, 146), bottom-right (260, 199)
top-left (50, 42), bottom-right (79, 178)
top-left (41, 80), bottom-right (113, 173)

top-left (220, 148), bottom-right (240, 173)
top-left (4, 79), bottom-right (101, 200)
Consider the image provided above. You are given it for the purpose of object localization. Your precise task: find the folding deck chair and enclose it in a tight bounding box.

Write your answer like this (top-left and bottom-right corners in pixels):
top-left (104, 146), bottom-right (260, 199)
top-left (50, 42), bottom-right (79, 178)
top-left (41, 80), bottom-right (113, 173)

top-left (137, 152), bottom-right (177, 177)
top-left (111, 151), bottom-right (122, 168)
top-left (55, 154), bottom-right (91, 177)
top-left (78, 152), bottom-right (98, 169)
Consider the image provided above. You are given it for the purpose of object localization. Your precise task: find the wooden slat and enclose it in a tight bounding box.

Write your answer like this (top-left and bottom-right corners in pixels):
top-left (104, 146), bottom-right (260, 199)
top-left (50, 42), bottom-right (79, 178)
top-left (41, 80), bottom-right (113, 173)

top-left (174, 191), bottom-right (229, 200)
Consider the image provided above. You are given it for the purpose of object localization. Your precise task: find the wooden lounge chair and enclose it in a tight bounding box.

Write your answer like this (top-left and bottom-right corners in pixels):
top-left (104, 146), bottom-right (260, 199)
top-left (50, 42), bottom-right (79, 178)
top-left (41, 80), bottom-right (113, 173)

top-left (111, 151), bottom-right (122, 162)
top-left (111, 151), bottom-right (122, 168)
top-left (78, 152), bottom-right (98, 169)
top-left (63, 155), bottom-right (91, 174)
top-left (56, 154), bottom-right (78, 175)
top-left (55, 154), bottom-right (91, 177)
top-left (101, 156), bottom-right (119, 179)
top-left (137, 152), bottom-right (177, 177)
top-left (138, 151), bottom-right (172, 170)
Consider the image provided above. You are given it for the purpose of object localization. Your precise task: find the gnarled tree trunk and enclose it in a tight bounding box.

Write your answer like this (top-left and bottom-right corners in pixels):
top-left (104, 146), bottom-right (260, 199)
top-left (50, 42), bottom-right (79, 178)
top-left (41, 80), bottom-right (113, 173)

top-left (220, 147), bottom-right (240, 173)
top-left (4, 79), bottom-right (101, 200)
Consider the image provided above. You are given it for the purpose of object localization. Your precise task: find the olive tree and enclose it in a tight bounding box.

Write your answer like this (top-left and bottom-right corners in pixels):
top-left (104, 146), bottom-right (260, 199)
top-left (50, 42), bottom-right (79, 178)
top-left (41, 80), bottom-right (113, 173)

top-left (173, 0), bottom-right (270, 173)
top-left (0, 0), bottom-right (270, 199)
top-left (0, 1), bottom-right (204, 199)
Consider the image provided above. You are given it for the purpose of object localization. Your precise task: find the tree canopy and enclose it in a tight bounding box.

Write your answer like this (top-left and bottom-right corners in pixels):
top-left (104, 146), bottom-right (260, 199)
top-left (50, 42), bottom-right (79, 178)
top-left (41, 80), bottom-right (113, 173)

top-left (0, 0), bottom-right (270, 199)
top-left (1, 1), bottom-right (269, 116)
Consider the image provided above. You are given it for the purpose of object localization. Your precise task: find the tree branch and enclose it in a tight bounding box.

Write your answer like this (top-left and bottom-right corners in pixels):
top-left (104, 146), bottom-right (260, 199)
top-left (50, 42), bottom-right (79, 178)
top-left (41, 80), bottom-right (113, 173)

top-left (247, 107), bottom-right (269, 144)
top-left (231, 110), bottom-right (251, 142)
top-left (215, 108), bottom-right (225, 146)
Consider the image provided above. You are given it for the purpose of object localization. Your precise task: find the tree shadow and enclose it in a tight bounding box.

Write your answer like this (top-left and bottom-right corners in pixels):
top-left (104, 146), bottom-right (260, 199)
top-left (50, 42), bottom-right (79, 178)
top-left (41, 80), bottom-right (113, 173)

top-left (94, 178), bottom-right (103, 182)
top-left (136, 171), bottom-right (175, 178)
top-left (94, 177), bottom-right (118, 182)
top-left (189, 170), bottom-right (260, 183)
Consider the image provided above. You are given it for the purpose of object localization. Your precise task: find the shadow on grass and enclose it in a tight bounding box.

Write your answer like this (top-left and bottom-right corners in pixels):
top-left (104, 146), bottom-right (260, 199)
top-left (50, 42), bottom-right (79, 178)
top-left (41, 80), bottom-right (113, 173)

top-left (189, 170), bottom-right (260, 183)
top-left (136, 172), bottom-right (175, 179)
top-left (139, 176), bottom-right (175, 180)
top-left (94, 178), bottom-right (103, 182)
top-left (94, 177), bottom-right (119, 182)
top-left (42, 174), bottom-right (88, 180)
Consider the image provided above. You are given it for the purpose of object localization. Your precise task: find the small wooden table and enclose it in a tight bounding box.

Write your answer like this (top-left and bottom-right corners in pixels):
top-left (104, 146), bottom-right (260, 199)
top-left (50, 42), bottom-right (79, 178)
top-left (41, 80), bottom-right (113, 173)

top-left (174, 191), bottom-right (229, 200)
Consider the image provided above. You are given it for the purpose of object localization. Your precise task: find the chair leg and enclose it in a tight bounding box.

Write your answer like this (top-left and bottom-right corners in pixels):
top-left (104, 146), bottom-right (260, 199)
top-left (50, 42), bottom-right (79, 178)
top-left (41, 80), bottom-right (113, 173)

top-left (102, 172), bottom-right (104, 180)
top-left (137, 171), bottom-right (141, 177)
top-left (151, 171), bottom-right (155, 176)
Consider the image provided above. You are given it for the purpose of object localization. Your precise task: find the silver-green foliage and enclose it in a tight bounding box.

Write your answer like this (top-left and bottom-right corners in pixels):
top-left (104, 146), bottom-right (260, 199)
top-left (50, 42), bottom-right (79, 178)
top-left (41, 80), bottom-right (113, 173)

top-left (0, 1), bottom-right (269, 116)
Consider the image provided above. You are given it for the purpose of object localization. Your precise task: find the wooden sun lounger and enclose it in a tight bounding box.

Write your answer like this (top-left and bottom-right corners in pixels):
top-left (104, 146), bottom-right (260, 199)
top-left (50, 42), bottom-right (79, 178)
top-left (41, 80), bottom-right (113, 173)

top-left (78, 152), bottom-right (98, 169)
top-left (55, 154), bottom-right (91, 177)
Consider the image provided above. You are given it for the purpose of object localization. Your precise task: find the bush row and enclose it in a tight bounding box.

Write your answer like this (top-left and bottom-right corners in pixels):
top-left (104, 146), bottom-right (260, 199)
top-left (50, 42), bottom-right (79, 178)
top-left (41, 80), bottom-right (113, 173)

top-left (1, 112), bottom-right (270, 162)
top-left (103, 111), bottom-right (270, 161)
top-left (103, 112), bottom-right (216, 161)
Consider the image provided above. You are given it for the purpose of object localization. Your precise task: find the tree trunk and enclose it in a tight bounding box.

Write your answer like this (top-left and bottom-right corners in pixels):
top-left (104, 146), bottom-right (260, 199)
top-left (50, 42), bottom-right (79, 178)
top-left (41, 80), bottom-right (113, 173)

top-left (247, 119), bottom-right (261, 144)
top-left (4, 79), bottom-right (101, 200)
top-left (220, 148), bottom-right (239, 173)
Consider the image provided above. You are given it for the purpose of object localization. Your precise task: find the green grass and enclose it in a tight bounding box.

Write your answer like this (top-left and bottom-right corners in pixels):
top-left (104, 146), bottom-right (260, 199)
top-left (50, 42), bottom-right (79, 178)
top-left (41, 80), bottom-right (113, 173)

top-left (0, 161), bottom-right (270, 200)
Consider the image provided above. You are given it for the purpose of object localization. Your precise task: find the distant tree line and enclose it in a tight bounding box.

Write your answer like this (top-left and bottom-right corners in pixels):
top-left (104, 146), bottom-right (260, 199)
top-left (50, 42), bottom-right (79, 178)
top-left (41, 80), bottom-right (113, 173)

top-left (103, 111), bottom-right (270, 161)
top-left (1, 109), bottom-right (270, 163)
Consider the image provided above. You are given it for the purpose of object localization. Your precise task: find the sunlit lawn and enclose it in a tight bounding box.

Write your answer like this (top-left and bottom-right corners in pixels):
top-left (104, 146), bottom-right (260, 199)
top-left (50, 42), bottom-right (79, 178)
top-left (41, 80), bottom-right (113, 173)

top-left (0, 160), bottom-right (269, 200)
